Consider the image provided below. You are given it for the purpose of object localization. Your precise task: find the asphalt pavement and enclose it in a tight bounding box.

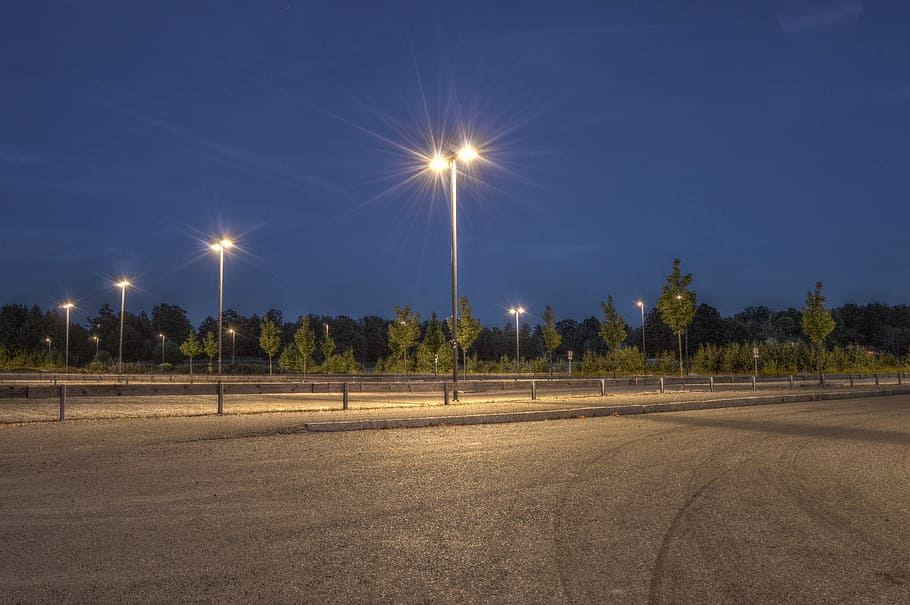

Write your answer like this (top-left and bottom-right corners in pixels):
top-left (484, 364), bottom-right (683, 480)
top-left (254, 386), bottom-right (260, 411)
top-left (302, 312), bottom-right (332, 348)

top-left (1, 393), bottom-right (908, 603)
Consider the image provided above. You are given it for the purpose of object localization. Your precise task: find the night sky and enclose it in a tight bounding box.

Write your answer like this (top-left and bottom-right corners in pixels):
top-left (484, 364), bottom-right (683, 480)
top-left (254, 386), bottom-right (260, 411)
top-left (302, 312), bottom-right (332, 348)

top-left (2, 1), bottom-right (908, 328)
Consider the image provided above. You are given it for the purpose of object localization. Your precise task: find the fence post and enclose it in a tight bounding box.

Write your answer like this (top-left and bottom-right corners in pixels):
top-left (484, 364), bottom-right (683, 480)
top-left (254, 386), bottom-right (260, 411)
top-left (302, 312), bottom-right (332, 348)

top-left (217, 381), bottom-right (224, 415)
top-left (751, 375), bottom-right (756, 392)
top-left (849, 374), bottom-right (854, 388)
top-left (531, 380), bottom-right (537, 401)
top-left (874, 373), bottom-right (879, 386)
top-left (59, 384), bottom-right (66, 422)
top-left (600, 379), bottom-right (605, 396)
top-left (342, 382), bottom-right (349, 410)
top-left (709, 376), bottom-right (715, 392)
top-left (789, 375), bottom-right (793, 389)
top-left (444, 382), bottom-right (449, 406)
top-left (899, 372), bottom-right (903, 385)
top-left (659, 377), bottom-right (664, 394)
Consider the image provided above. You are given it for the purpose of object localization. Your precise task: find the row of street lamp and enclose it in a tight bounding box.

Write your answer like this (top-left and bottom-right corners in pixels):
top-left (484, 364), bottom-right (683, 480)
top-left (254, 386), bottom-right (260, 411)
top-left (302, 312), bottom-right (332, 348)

top-left (53, 239), bottom-right (234, 375)
top-left (51, 142), bottom-right (476, 382)
top-left (49, 141), bottom-right (645, 383)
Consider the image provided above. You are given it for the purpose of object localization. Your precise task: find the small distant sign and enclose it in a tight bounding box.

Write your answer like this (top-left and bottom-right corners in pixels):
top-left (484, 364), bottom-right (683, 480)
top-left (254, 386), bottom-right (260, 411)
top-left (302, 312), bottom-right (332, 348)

top-left (567, 350), bottom-right (573, 361)
top-left (752, 347), bottom-right (759, 359)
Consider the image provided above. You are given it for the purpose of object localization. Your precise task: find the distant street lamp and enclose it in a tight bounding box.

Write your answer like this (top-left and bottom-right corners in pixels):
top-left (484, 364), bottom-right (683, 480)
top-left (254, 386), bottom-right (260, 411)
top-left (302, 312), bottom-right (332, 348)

top-left (429, 144), bottom-right (479, 401)
top-left (61, 302), bottom-right (74, 372)
top-left (636, 300), bottom-right (646, 359)
top-left (45, 337), bottom-right (52, 358)
top-left (676, 293), bottom-right (689, 373)
top-left (115, 280), bottom-right (131, 374)
top-left (509, 307), bottom-right (525, 370)
top-left (159, 333), bottom-right (166, 364)
top-left (228, 328), bottom-right (236, 367)
top-left (210, 239), bottom-right (234, 375)
top-left (92, 335), bottom-right (99, 357)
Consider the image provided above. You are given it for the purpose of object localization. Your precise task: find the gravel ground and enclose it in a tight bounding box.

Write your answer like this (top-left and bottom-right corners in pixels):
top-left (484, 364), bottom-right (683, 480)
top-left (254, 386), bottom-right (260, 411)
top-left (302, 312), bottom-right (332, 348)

top-left (0, 394), bottom-right (907, 603)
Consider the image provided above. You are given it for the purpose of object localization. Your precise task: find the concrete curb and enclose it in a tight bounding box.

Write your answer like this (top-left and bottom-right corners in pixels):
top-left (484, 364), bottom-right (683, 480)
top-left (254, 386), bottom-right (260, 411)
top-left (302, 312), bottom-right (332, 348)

top-left (303, 387), bottom-right (910, 432)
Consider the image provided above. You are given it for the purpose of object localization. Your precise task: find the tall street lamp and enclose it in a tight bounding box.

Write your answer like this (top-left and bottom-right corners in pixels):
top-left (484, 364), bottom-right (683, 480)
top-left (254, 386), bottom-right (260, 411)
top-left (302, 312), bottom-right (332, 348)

top-left (636, 300), bottom-right (646, 359)
top-left (210, 239), bottom-right (233, 376)
top-left (45, 337), bottom-right (52, 358)
top-left (509, 307), bottom-right (525, 370)
top-left (430, 145), bottom-right (479, 401)
top-left (92, 335), bottom-right (99, 358)
top-left (61, 302), bottom-right (74, 372)
top-left (115, 280), bottom-right (130, 374)
top-left (159, 333), bottom-right (166, 364)
top-left (228, 328), bottom-right (236, 367)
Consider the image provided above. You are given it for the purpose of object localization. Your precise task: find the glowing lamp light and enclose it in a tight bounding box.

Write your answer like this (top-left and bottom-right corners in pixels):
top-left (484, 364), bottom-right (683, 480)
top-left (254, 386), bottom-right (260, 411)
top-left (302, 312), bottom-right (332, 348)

top-left (429, 155), bottom-right (449, 172)
top-left (456, 145), bottom-right (479, 162)
top-left (210, 239), bottom-right (234, 252)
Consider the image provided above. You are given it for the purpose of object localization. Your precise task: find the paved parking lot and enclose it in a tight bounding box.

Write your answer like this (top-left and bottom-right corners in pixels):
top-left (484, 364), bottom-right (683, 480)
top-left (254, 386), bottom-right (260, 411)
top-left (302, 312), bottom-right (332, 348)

top-left (1, 393), bottom-right (908, 603)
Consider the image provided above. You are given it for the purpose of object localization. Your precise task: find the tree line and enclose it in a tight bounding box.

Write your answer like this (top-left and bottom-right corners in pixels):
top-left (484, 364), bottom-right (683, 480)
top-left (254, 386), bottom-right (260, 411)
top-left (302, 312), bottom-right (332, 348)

top-left (2, 259), bottom-right (908, 374)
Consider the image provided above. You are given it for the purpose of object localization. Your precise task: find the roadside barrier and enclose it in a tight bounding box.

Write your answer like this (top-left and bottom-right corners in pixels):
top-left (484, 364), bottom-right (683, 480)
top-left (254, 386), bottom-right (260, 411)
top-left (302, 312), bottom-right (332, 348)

top-left (1, 373), bottom-right (906, 422)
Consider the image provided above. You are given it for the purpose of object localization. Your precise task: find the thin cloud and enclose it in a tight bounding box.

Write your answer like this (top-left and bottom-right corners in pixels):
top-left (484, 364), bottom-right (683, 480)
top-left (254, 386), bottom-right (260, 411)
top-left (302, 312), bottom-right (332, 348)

top-left (82, 96), bottom-right (348, 198)
top-left (0, 145), bottom-right (45, 167)
top-left (778, 0), bottom-right (864, 34)
top-left (483, 242), bottom-right (604, 259)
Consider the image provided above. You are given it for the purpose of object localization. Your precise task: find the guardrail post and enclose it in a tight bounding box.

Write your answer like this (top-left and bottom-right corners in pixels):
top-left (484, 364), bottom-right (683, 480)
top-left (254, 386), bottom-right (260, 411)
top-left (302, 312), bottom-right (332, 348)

top-left (531, 380), bottom-right (537, 400)
top-left (751, 375), bottom-right (756, 391)
top-left (874, 373), bottom-right (879, 386)
top-left (849, 374), bottom-right (854, 387)
top-left (217, 381), bottom-right (224, 415)
top-left (899, 372), bottom-right (903, 385)
top-left (444, 382), bottom-right (449, 406)
top-left (659, 377), bottom-right (664, 394)
top-left (709, 376), bottom-right (715, 392)
top-left (789, 375), bottom-right (793, 389)
top-left (342, 382), bottom-right (349, 410)
top-left (59, 384), bottom-right (66, 422)
top-left (600, 379), bottom-right (605, 396)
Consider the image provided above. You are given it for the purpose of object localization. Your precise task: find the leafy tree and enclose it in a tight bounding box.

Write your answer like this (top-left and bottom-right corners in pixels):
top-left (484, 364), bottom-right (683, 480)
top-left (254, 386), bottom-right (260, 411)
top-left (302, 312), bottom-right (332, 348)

top-left (179, 329), bottom-right (203, 375)
top-left (259, 319), bottom-right (282, 376)
top-left (802, 281), bottom-right (836, 384)
top-left (445, 296), bottom-right (482, 372)
top-left (600, 296), bottom-right (628, 378)
top-left (323, 348), bottom-right (362, 374)
top-left (203, 331), bottom-right (218, 373)
top-left (690, 304), bottom-right (725, 349)
top-left (541, 305), bottom-right (562, 366)
top-left (417, 312), bottom-right (448, 374)
top-left (387, 305), bottom-right (420, 373)
top-left (657, 258), bottom-right (696, 376)
top-left (293, 317), bottom-right (316, 376)
top-left (321, 333), bottom-right (336, 366)
top-left (278, 343), bottom-right (299, 372)
top-left (150, 304), bottom-right (193, 349)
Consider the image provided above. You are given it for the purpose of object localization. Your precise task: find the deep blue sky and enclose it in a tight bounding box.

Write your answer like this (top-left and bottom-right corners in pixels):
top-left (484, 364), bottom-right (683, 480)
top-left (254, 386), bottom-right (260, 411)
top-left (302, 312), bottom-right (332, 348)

top-left (2, 0), bottom-right (908, 327)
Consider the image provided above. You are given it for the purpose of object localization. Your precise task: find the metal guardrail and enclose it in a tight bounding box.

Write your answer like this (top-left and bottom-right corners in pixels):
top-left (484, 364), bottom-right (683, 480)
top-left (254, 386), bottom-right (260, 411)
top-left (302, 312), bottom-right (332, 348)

top-left (1, 372), bottom-right (904, 422)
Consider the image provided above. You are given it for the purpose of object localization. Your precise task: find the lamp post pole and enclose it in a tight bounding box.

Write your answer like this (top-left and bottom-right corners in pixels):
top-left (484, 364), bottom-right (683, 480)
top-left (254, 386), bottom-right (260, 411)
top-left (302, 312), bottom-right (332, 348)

top-left (115, 280), bottom-right (130, 374)
top-left (229, 328), bottom-right (236, 367)
top-left (210, 239), bottom-right (233, 376)
top-left (93, 335), bottom-right (99, 358)
top-left (430, 145), bottom-right (478, 401)
top-left (509, 307), bottom-right (525, 371)
top-left (46, 337), bottom-right (52, 358)
top-left (450, 157), bottom-right (459, 400)
top-left (160, 333), bottom-right (165, 364)
top-left (61, 302), bottom-right (74, 372)
top-left (637, 300), bottom-right (646, 359)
